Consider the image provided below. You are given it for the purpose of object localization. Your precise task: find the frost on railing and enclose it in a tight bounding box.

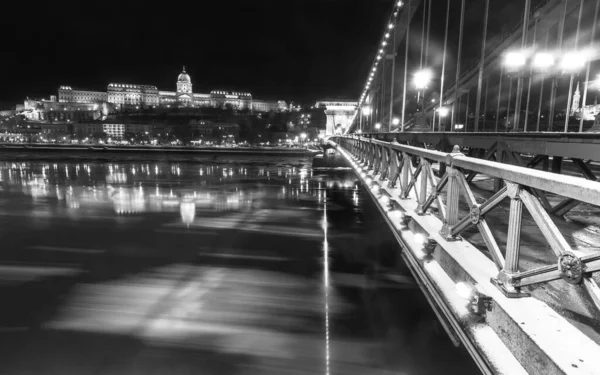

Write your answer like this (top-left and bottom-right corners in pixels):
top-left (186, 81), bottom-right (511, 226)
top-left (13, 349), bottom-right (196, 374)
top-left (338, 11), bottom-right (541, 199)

top-left (333, 135), bottom-right (600, 312)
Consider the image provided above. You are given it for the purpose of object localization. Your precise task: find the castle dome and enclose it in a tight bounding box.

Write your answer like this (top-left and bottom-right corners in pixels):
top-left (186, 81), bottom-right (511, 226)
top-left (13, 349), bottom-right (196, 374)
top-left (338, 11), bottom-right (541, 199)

top-left (177, 66), bottom-right (191, 83)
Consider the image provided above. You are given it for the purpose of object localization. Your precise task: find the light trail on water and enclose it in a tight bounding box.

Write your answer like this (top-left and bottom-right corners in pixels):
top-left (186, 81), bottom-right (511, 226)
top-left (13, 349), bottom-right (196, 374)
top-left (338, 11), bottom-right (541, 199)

top-left (321, 201), bottom-right (330, 375)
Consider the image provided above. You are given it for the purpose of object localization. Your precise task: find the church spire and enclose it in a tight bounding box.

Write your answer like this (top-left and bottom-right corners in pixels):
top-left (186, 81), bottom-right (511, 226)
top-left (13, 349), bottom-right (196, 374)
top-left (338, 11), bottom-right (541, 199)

top-left (571, 81), bottom-right (581, 115)
top-left (182, 65), bottom-right (186, 73)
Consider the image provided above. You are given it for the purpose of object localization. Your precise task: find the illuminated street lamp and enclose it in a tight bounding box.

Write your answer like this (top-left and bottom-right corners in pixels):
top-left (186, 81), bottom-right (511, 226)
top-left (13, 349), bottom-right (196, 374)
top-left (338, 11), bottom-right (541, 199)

top-left (560, 51), bottom-right (586, 73)
top-left (362, 107), bottom-right (371, 116)
top-left (392, 117), bottom-right (400, 126)
top-left (375, 123), bottom-right (381, 130)
top-left (532, 52), bottom-right (554, 70)
top-left (503, 51), bottom-right (526, 70)
top-left (413, 68), bottom-right (433, 90)
top-left (437, 107), bottom-right (450, 117)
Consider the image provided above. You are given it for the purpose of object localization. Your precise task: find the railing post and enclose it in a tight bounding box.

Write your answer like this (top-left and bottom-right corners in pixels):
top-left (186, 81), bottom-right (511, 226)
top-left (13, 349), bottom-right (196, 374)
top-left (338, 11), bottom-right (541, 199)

top-left (493, 181), bottom-right (529, 297)
top-left (400, 152), bottom-right (410, 198)
top-left (416, 158), bottom-right (430, 214)
top-left (440, 146), bottom-right (461, 239)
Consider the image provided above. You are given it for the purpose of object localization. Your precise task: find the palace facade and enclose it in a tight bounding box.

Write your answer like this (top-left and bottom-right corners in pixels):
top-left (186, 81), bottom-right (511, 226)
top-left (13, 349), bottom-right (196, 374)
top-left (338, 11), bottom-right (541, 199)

top-left (55, 67), bottom-right (286, 112)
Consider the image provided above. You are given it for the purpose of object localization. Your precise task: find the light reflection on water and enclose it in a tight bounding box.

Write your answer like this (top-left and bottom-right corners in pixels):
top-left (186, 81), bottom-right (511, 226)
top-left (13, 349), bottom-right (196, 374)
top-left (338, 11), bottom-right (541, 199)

top-left (0, 161), bottom-right (357, 224)
top-left (0, 158), bottom-right (479, 375)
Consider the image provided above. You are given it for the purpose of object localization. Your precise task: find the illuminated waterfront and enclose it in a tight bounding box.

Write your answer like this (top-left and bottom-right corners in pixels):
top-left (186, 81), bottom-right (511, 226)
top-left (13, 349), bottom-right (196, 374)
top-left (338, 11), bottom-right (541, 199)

top-left (0, 156), bottom-right (478, 374)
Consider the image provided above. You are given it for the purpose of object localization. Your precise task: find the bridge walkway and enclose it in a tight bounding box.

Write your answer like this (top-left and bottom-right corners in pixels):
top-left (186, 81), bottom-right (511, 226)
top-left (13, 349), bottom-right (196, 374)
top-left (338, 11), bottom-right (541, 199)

top-left (328, 135), bottom-right (600, 374)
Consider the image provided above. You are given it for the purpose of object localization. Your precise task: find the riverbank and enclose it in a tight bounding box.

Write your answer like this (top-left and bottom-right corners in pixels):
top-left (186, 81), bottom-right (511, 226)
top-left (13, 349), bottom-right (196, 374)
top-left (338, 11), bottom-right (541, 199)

top-left (0, 143), bottom-right (318, 162)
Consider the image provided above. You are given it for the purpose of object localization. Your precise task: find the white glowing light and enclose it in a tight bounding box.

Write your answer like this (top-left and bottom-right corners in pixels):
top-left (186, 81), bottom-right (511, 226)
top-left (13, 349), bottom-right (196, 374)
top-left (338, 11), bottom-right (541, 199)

top-left (560, 51), bottom-right (586, 72)
top-left (366, 177), bottom-right (373, 184)
top-left (388, 23), bottom-right (394, 29)
top-left (375, 123), bottom-right (381, 130)
top-left (455, 282), bottom-right (476, 301)
top-left (392, 117), bottom-right (400, 125)
top-left (504, 51), bottom-right (526, 69)
top-left (380, 195), bottom-right (390, 206)
top-left (532, 52), bottom-right (554, 69)
top-left (362, 107), bottom-right (371, 115)
top-left (414, 68), bottom-right (433, 90)
top-left (437, 107), bottom-right (450, 117)
top-left (414, 233), bottom-right (426, 246)
top-left (385, 33), bottom-right (390, 38)
top-left (372, 184), bottom-right (380, 193)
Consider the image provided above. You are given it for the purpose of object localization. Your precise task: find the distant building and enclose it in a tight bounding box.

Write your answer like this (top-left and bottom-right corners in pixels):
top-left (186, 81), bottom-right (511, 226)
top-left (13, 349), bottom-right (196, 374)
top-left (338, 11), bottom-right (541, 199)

top-left (315, 100), bottom-right (357, 135)
top-left (189, 120), bottom-right (239, 143)
top-left (73, 122), bottom-right (153, 139)
top-left (58, 86), bottom-right (108, 103)
top-left (0, 110), bottom-right (16, 117)
top-left (571, 81), bottom-right (600, 121)
top-left (52, 67), bottom-right (285, 113)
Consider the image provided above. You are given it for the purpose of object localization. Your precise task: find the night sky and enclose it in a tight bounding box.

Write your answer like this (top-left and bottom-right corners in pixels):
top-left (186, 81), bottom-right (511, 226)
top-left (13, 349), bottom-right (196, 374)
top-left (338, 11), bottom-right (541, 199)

top-left (0, 0), bottom-right (573, 108)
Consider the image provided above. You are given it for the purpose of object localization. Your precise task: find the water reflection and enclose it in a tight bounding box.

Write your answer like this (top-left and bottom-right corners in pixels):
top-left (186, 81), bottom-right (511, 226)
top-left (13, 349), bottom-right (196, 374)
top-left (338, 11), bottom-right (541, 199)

top-left (0, 158), bottom-right (479, 375)
top-left (0, 162), bottom-right (358, 220)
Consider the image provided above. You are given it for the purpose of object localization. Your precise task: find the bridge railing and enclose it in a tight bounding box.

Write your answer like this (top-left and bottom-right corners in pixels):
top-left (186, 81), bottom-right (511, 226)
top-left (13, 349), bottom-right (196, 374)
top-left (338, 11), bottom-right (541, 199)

top-left (331, 135), bottom-right (600, 311)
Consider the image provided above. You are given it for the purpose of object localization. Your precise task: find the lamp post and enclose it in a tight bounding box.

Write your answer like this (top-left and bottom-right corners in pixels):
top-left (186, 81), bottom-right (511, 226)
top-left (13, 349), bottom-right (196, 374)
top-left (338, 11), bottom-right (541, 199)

top-left (437, 106), bottom-right (450, 131)
top-left (414, 68), bottom-right (433, 130)
top-left (362, 106), bottom-right (371, 132)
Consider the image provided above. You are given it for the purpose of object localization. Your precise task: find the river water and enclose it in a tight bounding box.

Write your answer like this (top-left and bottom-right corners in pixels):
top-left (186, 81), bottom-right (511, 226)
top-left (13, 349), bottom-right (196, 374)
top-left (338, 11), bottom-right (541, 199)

top-left (0, 155), bottom-right (479, 374)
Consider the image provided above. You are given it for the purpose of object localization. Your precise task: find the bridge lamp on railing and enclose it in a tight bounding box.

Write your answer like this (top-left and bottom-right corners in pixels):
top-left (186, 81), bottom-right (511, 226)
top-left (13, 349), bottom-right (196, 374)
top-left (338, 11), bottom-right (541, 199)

top-left (374, 123), bottom-right (381, 131)
top-left (392, 117), bottom-right (400, 126)
top-left (455, 281), bottom-right (492, 316)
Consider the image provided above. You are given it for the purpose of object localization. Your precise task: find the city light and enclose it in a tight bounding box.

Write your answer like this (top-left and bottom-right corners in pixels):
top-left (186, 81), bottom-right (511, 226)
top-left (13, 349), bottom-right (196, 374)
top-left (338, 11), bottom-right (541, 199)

top-left (503, 51), bottom-right (526, 69)
top-left (560, 51), bottom-right (586, 72)
top-left (392, 117), bottom-right (400, 126)
top-left (437, 107), bottom-right (450, 117)
top-left (300, 133), bottom-right (307, 140)
top-left (362, 107), bottom-right (371, 116)
top-left (532, 52), bottom-right (555, 69)
top-left (375, 123), bottom-right (381, 130)
top-left (413, 68), bottom-right (433, 90)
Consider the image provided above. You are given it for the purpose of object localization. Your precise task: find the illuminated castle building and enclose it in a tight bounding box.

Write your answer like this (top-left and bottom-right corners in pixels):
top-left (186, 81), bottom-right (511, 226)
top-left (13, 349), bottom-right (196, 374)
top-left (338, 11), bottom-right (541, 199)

top-left (55, 67), bottom-right (285, 112)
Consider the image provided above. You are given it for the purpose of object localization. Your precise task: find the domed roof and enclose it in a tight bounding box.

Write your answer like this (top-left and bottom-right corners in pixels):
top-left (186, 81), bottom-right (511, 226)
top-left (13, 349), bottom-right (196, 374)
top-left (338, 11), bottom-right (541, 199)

top-left (177, 66), bottom-right (191, 83)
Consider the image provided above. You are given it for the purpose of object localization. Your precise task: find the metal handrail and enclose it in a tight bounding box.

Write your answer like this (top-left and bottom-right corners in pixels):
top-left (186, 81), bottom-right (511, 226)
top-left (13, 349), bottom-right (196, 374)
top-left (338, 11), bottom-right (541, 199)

top-left (334, 135), bottom-right (600, 311)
